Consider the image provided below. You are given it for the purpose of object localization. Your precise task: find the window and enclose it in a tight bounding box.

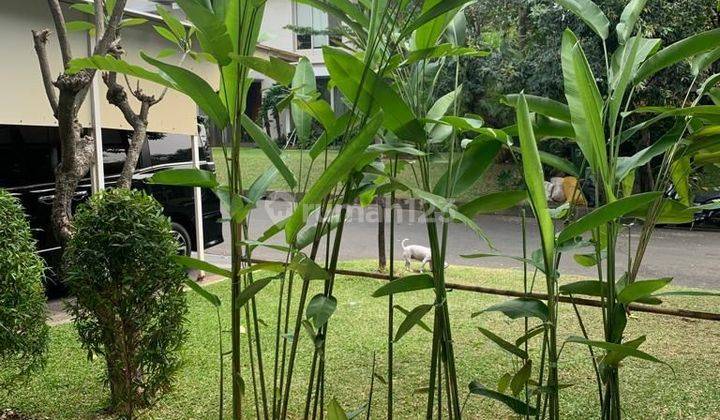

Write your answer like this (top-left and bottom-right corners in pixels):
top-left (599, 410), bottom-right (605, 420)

top-left (0, 125), bottom-right (57, 188)
top-left (101, 130), bottom-right (131, 176)
top-left (294, 2), bottom-right (330, 50)
top-left (147, 133), bottom-right (192, 166)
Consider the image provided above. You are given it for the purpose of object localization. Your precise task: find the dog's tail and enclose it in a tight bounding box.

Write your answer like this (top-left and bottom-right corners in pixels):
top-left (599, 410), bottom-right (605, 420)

top-left (401, 238), bottom-right (409, 249)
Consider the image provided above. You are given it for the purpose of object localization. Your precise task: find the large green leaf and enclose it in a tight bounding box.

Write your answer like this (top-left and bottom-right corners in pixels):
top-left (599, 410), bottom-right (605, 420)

top-left (294, 98), bottom-right (337, 134)
top-left (240, 114), bottom-right (297, 189)
top-left (235, 56), bottom-right (295, 86)
top-left (565, 335), bottom-right (664, 364)
top-left (458, 190), bottom-right (527, 217)
top-left (236, 277), bottom-right (273, 307)
top-left (309, 113), bottom-right (352, 160)
top-left (434, 138), bottom-right (501, 197)
top-left (426, 86), bottom-right (462, 133)
top-left (561, 30), bottom-right (610, 192)
top-left (289, 254), bottom-right (331, 281)
top-left (537, 150), bottom-right (580, 177)
top-left (291, 57), bottom-right (316, 143)
top-left (502, 94), bottom-right (571, 122)
top-left (627, 198), bottom-right (695, 224)
top-left (634, 29), bottom-right (720, 83)
top-left (394, 305), bottom-right (432, 333)
top-left (556, 0), bottom-right (610, 40)
top-left (402, 0), bottom-right (474, 47)
top-left (473, 298), bottom-right (549, 322)
top-left (557, 192), bottom-right (662, 243)
top-left (285, 113), bottom-right (383, 242)
top-left (468, 381), bottom-right (538, 416)
top-left (478, 327), bottom-right (528, 359)
top-left (608, 35), bottom-right (642, 132)
top-left (306, 294), bottom-right (338, 328)
top-left (616, 122), bottom-right (684, 181)
top-left (184, 278), bottom-right (221, 308)
top-left (174, 255), bottom-right (232, 278)
top-left (296, 0), bottom-right (366, 38)
top-left (155, 5), bottom-right (186, 41)
top-left (616, 0), bottom-right (647, 44)
top-left (326, 398), bottom-right (350, 420)
top-left (141, 52), bottom-right (229, 128)
top-left (692, 48), bottom-right (720, 77)
top-left (559, 280), bottom-right (605, 297)
top-left (394, 304), bottom-right (433, 342)
top-left (295, 214), bottom-right (342, 250)
top-left (176, 0), bottom-right (233, 66)
top-left (516, 93), bottom-right (555, 271)
top-left (510, 361), bottom-right (533, 396)
top-left (67, 55), bottom-right (170, 87)
top-left (617, 278), bottom-right (673, 304)
top-left (323, 47), bottom-right (425, 141)
top-left (148, 168), bottom-right (219, 188)
top-left (670, 156), bottom-right (692, 206)
top-left (372, 274), bottom-right (434, 297)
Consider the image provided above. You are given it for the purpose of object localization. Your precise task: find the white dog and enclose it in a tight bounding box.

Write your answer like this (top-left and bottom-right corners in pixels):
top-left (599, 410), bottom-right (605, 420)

top-left (401, 238), bottom-right (449, 272)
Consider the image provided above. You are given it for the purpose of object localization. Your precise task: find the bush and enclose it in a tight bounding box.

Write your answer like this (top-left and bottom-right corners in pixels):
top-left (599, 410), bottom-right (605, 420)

top-left (64, 189), bottom-right (188, 417)
top-left (0, 189), bottom-right (49, 386)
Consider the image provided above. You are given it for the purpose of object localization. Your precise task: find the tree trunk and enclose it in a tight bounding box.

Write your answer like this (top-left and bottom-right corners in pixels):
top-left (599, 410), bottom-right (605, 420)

top-left (51, 72), bottom-right (96, 242)
top-left (263, 109), bottom-right (272, 137)
top-left (32, 0), bottom-right (129, 242)
top-left (377, 194), bottom-right (387, 271)
top-left (104, 72), bottom-right (155, 190)
top-left (518, 2), bottom-right (530, 48)
top-left (273, 107), bottom-right (284, 143)
top-left (117, 124), bottom-right (148, 189)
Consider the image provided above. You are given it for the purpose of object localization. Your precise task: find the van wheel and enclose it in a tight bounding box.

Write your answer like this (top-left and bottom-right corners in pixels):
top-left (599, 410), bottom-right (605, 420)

top-left (171, 222), bottom-right (192, 256)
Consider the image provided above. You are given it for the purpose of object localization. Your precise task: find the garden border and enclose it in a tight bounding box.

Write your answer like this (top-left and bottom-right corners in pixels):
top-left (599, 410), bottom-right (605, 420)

top-left (241, 258), bottom-right (720, 322)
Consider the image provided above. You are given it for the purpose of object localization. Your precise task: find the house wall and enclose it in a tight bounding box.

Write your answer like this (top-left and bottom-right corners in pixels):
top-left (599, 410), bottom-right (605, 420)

top-left (0, 0), bottom-right (271, 136)
top-left (260, 0), bottom-right (327, 75)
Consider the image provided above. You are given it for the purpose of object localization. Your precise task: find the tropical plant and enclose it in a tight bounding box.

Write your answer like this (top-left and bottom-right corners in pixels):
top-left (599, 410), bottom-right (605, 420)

top-left (0, 189), bottom-right (49, 387)
top-left (489, 0), bottom-right (720, 418)
top-left (64, 189), bottom-right (187, 418)
top-left (30, 0), bottom-right (180, 239)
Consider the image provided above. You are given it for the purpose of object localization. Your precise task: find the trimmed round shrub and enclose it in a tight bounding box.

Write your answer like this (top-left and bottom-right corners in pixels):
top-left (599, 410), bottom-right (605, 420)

top-left (64, 189), bottom-right (187, 417)
top-left (0, 189), bottom-right (49, 386)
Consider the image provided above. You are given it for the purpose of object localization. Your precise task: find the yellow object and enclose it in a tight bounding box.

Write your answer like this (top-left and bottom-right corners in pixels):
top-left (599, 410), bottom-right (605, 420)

top-left (562, 177), bottom-right (587, 206)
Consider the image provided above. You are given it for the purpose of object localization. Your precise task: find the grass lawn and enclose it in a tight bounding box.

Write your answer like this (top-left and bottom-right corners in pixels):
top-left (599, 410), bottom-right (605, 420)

top-left (212, 147), bottom-right (519, 202)
top-left (3, 261), bottom-right (720, 419)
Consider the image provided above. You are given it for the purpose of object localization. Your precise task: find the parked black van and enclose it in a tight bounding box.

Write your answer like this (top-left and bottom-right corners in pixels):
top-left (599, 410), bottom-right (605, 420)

top-left (0, 124), bottom-right (224, 286)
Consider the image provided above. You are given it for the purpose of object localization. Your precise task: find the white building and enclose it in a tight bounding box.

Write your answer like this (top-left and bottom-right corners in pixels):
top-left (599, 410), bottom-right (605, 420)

top-left (127, 0), bottom-right (345, 140)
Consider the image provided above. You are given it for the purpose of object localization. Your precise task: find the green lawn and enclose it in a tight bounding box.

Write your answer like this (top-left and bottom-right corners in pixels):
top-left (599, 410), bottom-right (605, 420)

top-left (212, 147), bottom-right (519, 202)
top-left (3, 262), bottom-right (720, 419)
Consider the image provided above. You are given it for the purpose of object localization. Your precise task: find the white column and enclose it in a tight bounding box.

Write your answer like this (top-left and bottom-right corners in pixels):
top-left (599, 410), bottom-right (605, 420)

top-left (191, 134), bottom-right (206, 278)
top-left (87, 32), bottom-right (104, 193)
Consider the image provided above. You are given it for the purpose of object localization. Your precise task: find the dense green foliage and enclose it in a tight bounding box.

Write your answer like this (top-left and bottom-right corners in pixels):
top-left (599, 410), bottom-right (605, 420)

top-left (64, 189), bottom-right (187, 417)
top-left (65, 0), bottom-right (720, 418)
top-left (458, 0), bottom-right (718, 125)
top-left (4, 263), bottom-right (720, 419)
top-left (0, 189), bottom-right (49, 386)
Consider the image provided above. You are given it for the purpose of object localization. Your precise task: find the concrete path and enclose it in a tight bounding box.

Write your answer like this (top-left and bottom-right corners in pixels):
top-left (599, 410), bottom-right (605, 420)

top-left (205, 199), bottom-right (720, 289)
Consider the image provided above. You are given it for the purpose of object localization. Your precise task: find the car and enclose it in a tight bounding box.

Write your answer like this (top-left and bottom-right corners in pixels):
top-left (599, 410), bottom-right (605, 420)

top-left (0, 123), bottom-right (224, 291)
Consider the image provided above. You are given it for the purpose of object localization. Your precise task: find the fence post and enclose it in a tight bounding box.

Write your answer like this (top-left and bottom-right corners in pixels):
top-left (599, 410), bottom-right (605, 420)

top-left (191, 134), bottom-right (205, 279)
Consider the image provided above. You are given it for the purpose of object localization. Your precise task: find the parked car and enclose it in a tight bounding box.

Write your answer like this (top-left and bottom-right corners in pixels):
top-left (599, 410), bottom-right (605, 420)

top-left (0, 124), bottom-right (224, 290)
top-left (665, 184), bottom-right (720, 230)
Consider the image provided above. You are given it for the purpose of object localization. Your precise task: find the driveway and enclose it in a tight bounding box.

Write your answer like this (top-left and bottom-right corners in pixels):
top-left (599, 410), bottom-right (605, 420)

top-left (205, 200), bottom-right (720, 289)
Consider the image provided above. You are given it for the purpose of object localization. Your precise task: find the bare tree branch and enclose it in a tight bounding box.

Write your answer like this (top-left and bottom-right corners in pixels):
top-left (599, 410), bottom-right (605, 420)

top-left (45, 0), bottom-right (72, 67)
top-left (93, 0), bottom-right (105, 39)
top-left (31, 29), bottom-right (59, 116)
top-left (95, 0), bottom-right (129, 55)
top-left (103, 44), bottom-right (160, 189)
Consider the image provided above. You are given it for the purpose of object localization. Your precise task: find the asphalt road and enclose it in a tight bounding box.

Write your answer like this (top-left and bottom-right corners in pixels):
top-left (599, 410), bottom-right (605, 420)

top-left (205, 200), bottom-right (720, 289)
